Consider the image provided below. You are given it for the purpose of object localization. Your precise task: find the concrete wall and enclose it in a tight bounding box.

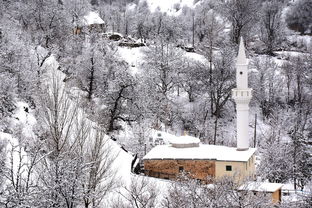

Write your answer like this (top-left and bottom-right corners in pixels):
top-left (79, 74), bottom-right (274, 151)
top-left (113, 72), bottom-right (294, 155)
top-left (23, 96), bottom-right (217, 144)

top-left (272, 189), bottom-right (281, 203)
top-left (215, 154), bottom-right (255, 182)
top-left (144, 159), bottom-right (215, 181)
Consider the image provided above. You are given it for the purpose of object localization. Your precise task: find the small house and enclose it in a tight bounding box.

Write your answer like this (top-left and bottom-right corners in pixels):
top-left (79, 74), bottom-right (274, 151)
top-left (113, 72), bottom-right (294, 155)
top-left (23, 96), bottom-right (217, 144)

top-left (238, 181), bottom-right (283, 203)
top-left (74, 11), bottom-right (105, 34)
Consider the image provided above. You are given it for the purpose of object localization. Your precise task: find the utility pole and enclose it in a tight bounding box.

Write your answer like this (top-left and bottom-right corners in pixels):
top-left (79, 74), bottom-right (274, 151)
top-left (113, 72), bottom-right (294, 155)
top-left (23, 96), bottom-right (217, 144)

top-left (254, 114), bottom-right (257, 148)
top-left (192, 12), bottom-right (195, 48)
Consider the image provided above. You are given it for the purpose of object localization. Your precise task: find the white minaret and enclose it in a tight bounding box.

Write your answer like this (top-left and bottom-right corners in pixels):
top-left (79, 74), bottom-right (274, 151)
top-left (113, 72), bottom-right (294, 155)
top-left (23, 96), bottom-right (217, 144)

top-left (232, 37), bottom-right (252, 151)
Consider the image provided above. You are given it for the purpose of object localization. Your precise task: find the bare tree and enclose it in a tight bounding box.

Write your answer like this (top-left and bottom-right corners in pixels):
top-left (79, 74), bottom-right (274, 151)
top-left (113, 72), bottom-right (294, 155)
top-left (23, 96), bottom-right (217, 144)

top-left (259, 0), bottom-right (284, 55)
top-left (218, 0), bottom-right (259, 44)
top-left (163, 175), bottom-right (273, 208)
top-left (258, 120), bottom-right (291, 183)
top-left (16, 0), bottom-right (71, 48)
top-left (285, 0), bottom-right (312, 35)
top-left (0, 124), bottom-right (43, 207)
top-left (197, 46), bottom-right (235, 144)
top-left (82, 128), bottom-right (118, 208)
top-left (114, 176), bottom-right (159, 208)
top-left (141, 40), bottom-right (184, 129)
top-left (250, 57), bottom-right (283, 119)
top-left (34, 69), bottom-right (83, 207)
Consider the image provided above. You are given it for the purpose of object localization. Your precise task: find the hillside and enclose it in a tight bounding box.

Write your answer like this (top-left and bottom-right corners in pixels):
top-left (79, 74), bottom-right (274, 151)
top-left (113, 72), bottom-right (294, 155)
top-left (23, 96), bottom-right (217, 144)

top-left (0, 0), bottom-right (311, 207)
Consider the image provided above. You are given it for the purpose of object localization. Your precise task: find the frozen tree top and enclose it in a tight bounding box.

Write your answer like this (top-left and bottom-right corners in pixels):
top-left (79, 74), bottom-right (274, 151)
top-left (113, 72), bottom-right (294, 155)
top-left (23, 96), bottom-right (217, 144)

top-left (143, 144), bottom-right (256, 162)
top-left (236, 37), bottom-right (248, 65)
top-left (238, 182), bottom-right (283, 192)
top-left (83, 11), bottom-right (104, 26)
top-left (146, 0), bottom-right (196, 14)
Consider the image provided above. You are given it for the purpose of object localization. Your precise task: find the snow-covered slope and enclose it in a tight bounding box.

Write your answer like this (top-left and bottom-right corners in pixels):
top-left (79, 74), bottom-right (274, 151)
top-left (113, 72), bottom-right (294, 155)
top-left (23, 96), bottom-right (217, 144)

top-left (0, 101), bottom-right (37, 193)
top-left (117, 46), bottom-right (146, 74)
top-left (43, 51), bottom-right (134, 182)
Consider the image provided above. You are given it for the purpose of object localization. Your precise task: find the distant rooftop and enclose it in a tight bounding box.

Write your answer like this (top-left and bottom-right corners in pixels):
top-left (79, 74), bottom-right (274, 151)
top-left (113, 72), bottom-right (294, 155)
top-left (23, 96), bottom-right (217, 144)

top-left (83, 11), bottom-right (104, 26)
top-left (143, 144), bottom-right (256, 162)
top-left (170, 135), bottom-right (200, 148)
top-left (169, 135), bottom-right (200, 144)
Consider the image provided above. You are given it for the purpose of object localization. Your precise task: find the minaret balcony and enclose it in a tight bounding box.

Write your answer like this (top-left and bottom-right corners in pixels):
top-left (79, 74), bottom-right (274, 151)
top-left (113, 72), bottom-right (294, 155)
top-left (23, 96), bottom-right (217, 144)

top-left (232, 88), bottom-right (252, 102)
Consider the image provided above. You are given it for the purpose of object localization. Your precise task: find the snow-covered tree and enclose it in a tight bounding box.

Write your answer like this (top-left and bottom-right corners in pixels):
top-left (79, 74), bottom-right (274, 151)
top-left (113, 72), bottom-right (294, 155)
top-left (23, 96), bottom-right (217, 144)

top-left (113, 176), bottom-right (160, 208)
top-left (286, 0), bottom-right (312, 34)
top-left (141, 39), bottom-right (185, 129)
top-left (196, 45), bottom-right (235, 144)
top-left (218, 0), bottom-right (260, 44)
top-left (259, 0), bottom-right (284, 55)
top-left (163, 175), bottom-right (273, 208)
top-left (13, 0), bottom-right (71, 48)
top-left (250, 57), bottom-right (283, 119)
top-left (258, 122), bottom-right (291, 183)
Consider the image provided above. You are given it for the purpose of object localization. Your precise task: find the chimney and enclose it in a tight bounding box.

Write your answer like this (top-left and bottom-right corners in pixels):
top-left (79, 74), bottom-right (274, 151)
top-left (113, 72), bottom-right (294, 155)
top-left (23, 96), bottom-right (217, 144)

top-left (232, 37), bottom-right (252, 151)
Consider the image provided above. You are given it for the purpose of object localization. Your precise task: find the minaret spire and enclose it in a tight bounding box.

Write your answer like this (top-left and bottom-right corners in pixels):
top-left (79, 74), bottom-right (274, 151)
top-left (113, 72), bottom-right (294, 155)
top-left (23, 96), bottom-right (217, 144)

top-left (237, 37), bottom-right (247, 66)
top-left (232, 37), bottom-right (252, 151)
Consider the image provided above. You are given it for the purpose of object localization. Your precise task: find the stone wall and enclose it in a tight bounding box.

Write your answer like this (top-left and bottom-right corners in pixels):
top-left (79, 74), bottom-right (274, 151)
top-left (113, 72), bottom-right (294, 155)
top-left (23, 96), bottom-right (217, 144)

top-left (144, 159), bottom-right (215, 181)
top-left (215, 154), bottom-right (255, 183)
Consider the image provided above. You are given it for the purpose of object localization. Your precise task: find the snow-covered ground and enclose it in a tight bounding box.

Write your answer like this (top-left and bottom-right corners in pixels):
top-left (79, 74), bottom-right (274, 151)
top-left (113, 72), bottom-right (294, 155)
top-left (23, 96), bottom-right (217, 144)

top-left (118, 44), bottom-right (207, 76)
top-left (11, 101), bottom-right (37, 137)
top-left (184, 51), bottom-right (208, 64)
top-left (117, 46), bottom-right (146, 75)
top-left (0, 101), bottom-right (37, 193)
top-left (42, 50), bottom-right (135, 184)
top-left (144, 0), bottom-right (200, 15)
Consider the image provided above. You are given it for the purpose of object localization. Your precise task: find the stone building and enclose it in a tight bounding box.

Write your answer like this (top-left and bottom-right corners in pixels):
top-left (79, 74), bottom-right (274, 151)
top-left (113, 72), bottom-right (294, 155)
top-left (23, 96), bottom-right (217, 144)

top-left (143, 136), bottom-right (256, 182)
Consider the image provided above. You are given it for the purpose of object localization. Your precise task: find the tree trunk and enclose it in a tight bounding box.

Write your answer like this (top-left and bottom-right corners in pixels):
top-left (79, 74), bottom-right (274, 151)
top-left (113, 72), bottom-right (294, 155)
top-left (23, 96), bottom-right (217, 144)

top-left (88, 57), bottom-right (95, 100)
top-left (213, 115), bottom-right (218, 145)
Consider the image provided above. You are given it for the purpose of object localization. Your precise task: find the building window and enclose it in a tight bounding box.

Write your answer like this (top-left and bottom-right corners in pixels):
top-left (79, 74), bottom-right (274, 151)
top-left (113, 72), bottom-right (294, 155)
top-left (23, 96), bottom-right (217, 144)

top-left (179, 166), bottom-right (184, 172)
top-left (226, 165), bottom-right (232, 171)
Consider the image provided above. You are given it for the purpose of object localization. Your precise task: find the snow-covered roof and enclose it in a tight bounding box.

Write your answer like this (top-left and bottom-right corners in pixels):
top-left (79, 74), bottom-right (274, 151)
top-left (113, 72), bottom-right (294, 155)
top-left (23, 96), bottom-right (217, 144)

top-left (238, 182), bottom-right (283, 193)
top-left (170, 135), bottom-right (200, 148)
top-left (143, 144), bottom-right (256, 162)
top-left (83, 11), bottom-right (104, 26)
top-left (169, 135), bottom-right (200, 144)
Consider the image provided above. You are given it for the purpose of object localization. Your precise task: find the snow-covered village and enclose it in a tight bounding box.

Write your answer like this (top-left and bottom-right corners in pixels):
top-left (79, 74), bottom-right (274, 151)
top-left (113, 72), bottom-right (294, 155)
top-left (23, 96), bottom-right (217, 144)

top-left (0, 0), bottom-right (312, 207)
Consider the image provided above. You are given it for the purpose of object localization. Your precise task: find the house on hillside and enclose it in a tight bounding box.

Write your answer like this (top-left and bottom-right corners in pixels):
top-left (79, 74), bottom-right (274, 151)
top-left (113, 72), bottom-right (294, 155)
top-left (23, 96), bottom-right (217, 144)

top-left (74, 11), bottom-right (105, 35)
top-left (143, 136), bottom-right (256, 183)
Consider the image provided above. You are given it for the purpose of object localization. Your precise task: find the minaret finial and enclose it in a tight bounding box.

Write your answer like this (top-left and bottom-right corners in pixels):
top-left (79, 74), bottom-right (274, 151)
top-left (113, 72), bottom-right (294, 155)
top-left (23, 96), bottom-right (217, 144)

top-left (237, 37), bottom-right (247, 65)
